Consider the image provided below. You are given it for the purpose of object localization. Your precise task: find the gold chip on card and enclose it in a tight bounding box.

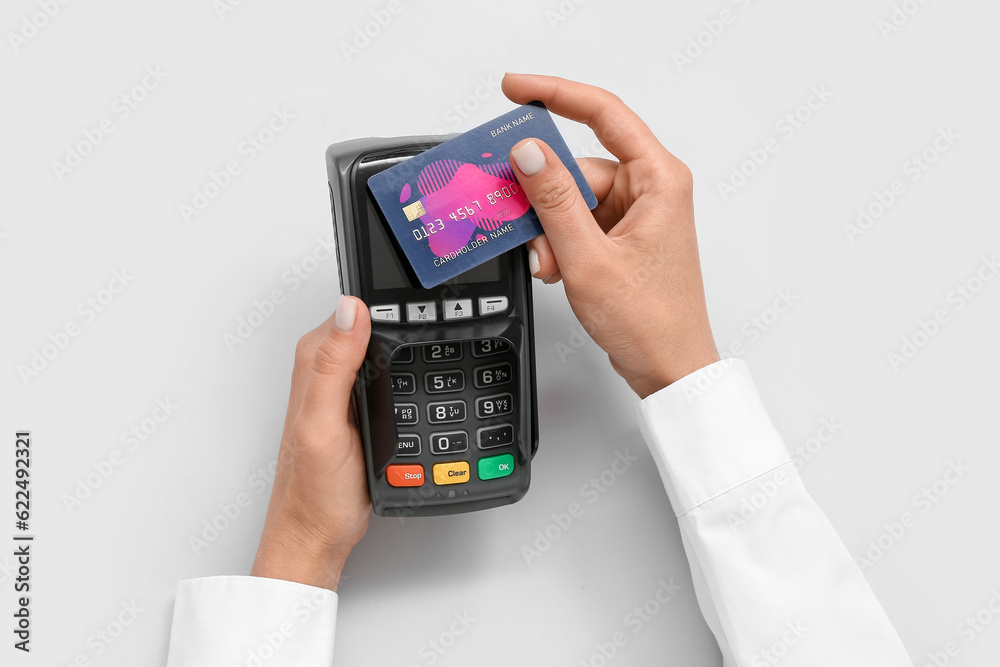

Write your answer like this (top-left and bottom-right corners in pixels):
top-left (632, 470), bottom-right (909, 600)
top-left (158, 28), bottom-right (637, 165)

top-left (402, 200), bottom-right (426, 222)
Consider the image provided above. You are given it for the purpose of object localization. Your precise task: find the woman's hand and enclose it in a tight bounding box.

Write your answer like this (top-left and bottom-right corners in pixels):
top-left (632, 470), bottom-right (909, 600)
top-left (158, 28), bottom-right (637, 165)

top-left (251, 295), bottom-right (372, 591)
top-left (505, 73), bottom-right (720, 398)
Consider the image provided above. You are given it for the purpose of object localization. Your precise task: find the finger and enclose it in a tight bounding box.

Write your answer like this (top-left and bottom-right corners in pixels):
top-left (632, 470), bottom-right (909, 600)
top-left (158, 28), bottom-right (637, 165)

top-left (502, 73), bottom-right (664, 163)
top-left (274, 305), bottom-right (355, 506)
top-left (577, 157), bottom-right (617, 204)
top-left (577, 157), bottom-right (626, 235)
top-left (526, 234), bottom-right (558, 282)
top-left (298, 295), bottom-right (372, 429)
top-left (510, 138), bottom-right (607, 279)
top-left (543, 269), bottom-right (562, 285)
top-left (283, 353), bottom-right (308, 432)
top-left (286, 315), bottom-right (334, 414)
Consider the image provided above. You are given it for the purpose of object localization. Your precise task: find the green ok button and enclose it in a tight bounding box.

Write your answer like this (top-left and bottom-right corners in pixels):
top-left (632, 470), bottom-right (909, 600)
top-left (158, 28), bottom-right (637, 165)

top-left (478, 453), bottom-right (515, 480)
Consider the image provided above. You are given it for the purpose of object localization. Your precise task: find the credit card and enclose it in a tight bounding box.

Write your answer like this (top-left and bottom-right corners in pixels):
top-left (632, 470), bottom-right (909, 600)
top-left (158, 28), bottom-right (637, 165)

top-left (367, 102), bottom-right (597, 288)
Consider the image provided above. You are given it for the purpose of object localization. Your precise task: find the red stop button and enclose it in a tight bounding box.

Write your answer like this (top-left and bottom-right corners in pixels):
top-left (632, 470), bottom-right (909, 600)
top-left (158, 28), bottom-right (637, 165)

top-left (386, 464), bottom-right (425, 487)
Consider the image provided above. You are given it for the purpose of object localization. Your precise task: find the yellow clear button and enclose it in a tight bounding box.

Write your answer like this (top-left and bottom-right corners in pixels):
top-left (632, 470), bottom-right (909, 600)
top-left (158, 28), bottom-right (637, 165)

top-left (433, 461), bottom-right (470, 485)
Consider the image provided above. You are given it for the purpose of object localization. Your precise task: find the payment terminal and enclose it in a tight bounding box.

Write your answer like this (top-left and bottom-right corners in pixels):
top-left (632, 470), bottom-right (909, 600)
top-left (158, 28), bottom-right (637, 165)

top-left (325, 137), bottom-right (538, 516)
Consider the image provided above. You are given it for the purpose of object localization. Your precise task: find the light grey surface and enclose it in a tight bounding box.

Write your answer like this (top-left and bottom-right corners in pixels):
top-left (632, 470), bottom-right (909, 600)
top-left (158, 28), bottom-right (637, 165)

top-left (3, 1), bottom-right (999, 665)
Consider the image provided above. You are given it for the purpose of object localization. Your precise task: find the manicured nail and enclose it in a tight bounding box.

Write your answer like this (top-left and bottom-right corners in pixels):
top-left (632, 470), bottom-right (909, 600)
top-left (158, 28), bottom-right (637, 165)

top-left (528, 247), bottom-right (541, 276)
top-left (511, 140), bottom-right (546, 176)
top-left (335, 295), bottom-right (356, 332)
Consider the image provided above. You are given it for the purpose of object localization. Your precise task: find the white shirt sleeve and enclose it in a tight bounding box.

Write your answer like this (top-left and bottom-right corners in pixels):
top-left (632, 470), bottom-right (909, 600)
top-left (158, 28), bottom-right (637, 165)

top-left (636, 358), bottom-right (913, 666)
top-left (164, 575), bottom-right (338, 667)
top-left (165, 359), bottom-right (911, 666)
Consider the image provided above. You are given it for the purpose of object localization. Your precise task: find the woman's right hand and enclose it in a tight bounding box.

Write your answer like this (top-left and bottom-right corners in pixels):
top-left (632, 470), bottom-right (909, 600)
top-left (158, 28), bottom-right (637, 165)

top-left (503, 73), bottom-right (720, 398)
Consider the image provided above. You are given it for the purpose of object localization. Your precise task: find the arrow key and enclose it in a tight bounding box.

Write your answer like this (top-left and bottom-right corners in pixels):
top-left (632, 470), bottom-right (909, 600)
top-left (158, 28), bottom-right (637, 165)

top-left (443, 298), bottom-right (473, 320)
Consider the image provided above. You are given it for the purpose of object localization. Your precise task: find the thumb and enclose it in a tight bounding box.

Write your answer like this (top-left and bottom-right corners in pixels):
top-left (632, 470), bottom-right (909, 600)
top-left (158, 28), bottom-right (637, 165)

top-left (299, 295), bottom-right (372, 425)
top-left (510, 138), bottom-right (606, 278)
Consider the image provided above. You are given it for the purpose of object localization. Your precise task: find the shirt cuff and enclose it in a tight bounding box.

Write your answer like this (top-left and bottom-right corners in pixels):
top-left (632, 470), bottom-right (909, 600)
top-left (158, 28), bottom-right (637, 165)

top-left (636, 358), bottom-right (791, 515)
top-left (165, 575), bottom-right (337, 667)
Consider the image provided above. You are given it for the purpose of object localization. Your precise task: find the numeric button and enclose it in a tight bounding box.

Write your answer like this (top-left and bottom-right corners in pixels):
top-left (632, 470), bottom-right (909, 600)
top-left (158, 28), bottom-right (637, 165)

top-left (427, 400), bottom-right (467, 424)
top-left (474, 362), bottom-right (513, 389)
top-left (472, 339), bottom-right (509, 357)
top-left (425, 369), bottom-right (465, 394)
top-left (394, 403), bottom-right (419, 425)
top-left (423, 342), bottom-right (462, 363)
top-left (476, 393), bottom-right (513, 419)
top-left (391, 373), bottom-right (416, 395)
top-left (429, 431), bottom-right (468, 455)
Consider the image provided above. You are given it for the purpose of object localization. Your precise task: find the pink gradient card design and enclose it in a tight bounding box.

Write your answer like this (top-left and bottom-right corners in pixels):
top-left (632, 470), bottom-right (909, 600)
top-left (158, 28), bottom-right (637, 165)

top-left (367, 103), bottom-right (597, 288)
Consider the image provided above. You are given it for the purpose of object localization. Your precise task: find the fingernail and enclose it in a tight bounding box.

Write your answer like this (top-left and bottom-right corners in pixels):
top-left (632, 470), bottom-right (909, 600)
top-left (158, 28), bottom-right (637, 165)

top-left (528, 248), bottom-right (541, 276)
top-left (335, 295), bottom-right (356, 332)
top-left (511, 140), bottom-right (546, 176)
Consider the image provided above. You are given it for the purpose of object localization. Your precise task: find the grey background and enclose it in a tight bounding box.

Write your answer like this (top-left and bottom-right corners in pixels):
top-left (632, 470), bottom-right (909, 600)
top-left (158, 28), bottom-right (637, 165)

top-left (3, 0), bottom-right (998, 665)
